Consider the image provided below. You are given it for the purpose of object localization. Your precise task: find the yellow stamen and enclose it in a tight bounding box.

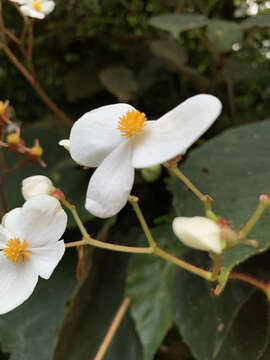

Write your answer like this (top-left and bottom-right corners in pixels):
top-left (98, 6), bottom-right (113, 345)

top-left (7, 133), bottom-right (20, 145)
top-left (33, 0), bottom-right (41, 11)
top-left (117, 109), bottom-right (147, 138)
top-left (30, 145), bottom-right (43, 156)
top-left (0, 101), bottom-right (4, 115)
top-left (4, 238), bottom-right (31, 263)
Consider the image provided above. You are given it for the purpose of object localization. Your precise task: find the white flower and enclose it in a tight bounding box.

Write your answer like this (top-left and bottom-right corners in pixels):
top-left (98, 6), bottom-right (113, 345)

top-left (22, 175), bottom-right (55, 200)
top-left (68, 94), bottom-right (222, 218)
top-left (9, 0), bottom-right (25, 4)
top-left (172, 216), bottom-right (223, 254)
top-left (20, 0), bottom-right (55, 19)
top-left (0, 195), bottom-right (67, 314)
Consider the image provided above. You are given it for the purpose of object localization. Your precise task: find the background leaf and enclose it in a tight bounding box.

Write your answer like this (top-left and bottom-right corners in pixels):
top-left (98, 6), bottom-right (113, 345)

top-left (126, 225), bottom-right (186, 360)
top-left (206, 20), bottom-right (243, 52)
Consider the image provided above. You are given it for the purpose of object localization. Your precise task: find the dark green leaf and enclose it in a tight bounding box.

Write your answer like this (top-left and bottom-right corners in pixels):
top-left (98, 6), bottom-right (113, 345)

top-left (206, 20), bottom-right (243, 52)
top-left (0, 253), bottom-right (77, 360)
top-left (150, 39), bottom-right (187, 71)
top-left (171, 120), bottom-right (270, 292)
top-left (172, 252), bottom-right (255, 360)
top-left (216, 293), bottom-right (269, 360)
top-left (149, 13), bottom-right (209, 38)
top-left (126, 225), bottom-right (186, 360)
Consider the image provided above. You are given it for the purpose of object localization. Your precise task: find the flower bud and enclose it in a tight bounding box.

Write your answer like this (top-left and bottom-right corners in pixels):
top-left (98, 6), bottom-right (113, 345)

top-left (172, 216), bottom-right (223, 254)
top-left (141, 164), bottom-right (162, 182)
top-left (22, 175), bottom-right (55, 200)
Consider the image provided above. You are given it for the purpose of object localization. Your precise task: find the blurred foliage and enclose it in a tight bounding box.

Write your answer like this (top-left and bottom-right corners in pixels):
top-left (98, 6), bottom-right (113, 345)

top-left (2, 0), bottom-right (270, 359)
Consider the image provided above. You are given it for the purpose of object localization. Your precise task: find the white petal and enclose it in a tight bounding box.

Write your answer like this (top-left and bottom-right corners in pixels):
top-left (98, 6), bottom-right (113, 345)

top-left (85, 141), bottom-right (134, 218)
top-left (0, 254), bottom-right (38, 314)
top-left (41, 1), bottom-right (55, 14)
top-left (0, 226), bottom-right (11, 248)
top-left (172, 216), bottom-right (223, 254)
top-left (59, 139), bottom-right (70, 152)
top-left (18, 195), bottom-right (67, 247)
top-left (70, 104), bottom-right (134, 167)
top-left (132, 94), bottom-right (222, 168)
top-left (2, 208), bottom-right (23, 239)
top-left (20, 6), bottom-right (45, 19)
top-left (30, 240), bottom-right (65, 279)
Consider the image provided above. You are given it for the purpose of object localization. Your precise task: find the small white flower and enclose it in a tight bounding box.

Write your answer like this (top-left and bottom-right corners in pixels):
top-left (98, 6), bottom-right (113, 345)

top-left (0, 195), bottom-right (67, 314)
top-left (20, 0), bottom-right (55, 19)
top-left (22, 175), bottom-right (55, 200)
top-left (172, 216), bottom-right (223, 254)
top-left (68, 94), bottom-right (222, 218)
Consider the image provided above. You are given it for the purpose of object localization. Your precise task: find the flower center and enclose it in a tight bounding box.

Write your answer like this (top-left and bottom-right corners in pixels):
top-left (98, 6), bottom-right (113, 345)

top-left (33, 1), bottom-right (41, 11)
top-left (117, 109), bottom-right (147, 138)
top-left (4, 238), bottom-right (31, 263)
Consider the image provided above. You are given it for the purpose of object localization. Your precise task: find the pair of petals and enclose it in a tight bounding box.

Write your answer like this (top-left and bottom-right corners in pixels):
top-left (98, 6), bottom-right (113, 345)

top-left (0, 195), bottom-right (66, 314)
top-left (70, 94), bottom-right (222, 218)
top-left (20, 0), bottom-right (55, 19)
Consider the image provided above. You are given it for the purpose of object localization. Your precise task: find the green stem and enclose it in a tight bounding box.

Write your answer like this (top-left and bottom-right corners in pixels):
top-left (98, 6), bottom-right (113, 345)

top-left (66, 239), bottom-right (153, 254)
top-left (239, 201), bottom-right (269, 239)
top-left (154, 246), bottom-right (214, 281)
top-left (171, 167), bottom-right (206, 203)
top-left (128, 196), bottom-right (156, 248)
top-left (62, 199), bottom-right (153, 254)
top-left (211, 253), bottom-right (222, 281)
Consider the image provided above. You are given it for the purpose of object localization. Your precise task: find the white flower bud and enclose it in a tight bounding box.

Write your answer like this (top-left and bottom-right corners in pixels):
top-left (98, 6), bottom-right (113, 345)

top-left (59, 139), bottom-right (70, 152)
top-left (172, 216), bottom-right (223, 254)
top-left (22, 175), bottom-right (55, 200)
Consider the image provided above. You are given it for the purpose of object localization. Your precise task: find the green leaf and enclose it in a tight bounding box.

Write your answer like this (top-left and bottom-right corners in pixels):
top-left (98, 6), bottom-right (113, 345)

top-left (215, 293), bottom-right (269, 360)
top-left (206, 20), bottom-right (243, 52)
top-left (53, 230), bottom-right (143, 360)
top-left (149, 13), bottom-right (209, 38)
top-left (172, 252), bottom-right (255, 360)
top-left (171, 120), bottom-right (270, 292)
top-left (3, 127), bottom-right (93, 227)
top-left (241, 14), bottom-right (270, 29)
top-left (99, 66), bottom-right (138, 102)
top-left (126, 225), bottom-right (186, 360)
top-left (150, 39), bottom-right (187, 72)
top-left (0, 253), bottom-right (77, 360)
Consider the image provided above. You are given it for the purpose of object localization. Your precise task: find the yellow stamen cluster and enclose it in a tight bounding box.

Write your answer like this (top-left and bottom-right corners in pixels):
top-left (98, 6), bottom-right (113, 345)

top-left (30, 145), bottom-right (43, 156)
top-left (33, 0), bottom-right (41, 11)
top-left (7, 133), bottom-right (20, 145)
top-left (0, 101), bottom-right (4, 115)
top-left (4, 238), bottom-right (31, 263)
top-left (117, 110), bottom-right (147, 138)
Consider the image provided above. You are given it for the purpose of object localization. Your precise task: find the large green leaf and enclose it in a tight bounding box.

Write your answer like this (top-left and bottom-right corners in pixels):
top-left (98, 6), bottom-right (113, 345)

top-left (3, 127), bottom-right (93, 227)
top-left (53, 228), bottom-right (143, 360)
top-left (215, 293), bottom-right (269, 360)
top-left (172, 252), bottom-right (255, 360)
top-left (149, 13), bottom-right (209, 38)
top-left (171, 120), bottom-right (270, 292)
top-left (206, 20), bottom-right (243, 52)
top-left (0, 252), bottom-right (77, 360)
top-left (126, 225), bottom-right (186, 360)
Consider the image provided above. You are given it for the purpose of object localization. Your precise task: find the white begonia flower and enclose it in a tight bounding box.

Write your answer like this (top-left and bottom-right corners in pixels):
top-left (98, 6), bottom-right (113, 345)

top-left (172, 216), bottom-right (223, 254)
top-left (0, 195), bottom-right (67, 314)
top-left (68, 94), bottom-right (222, 218)
top-left (22, 175), bottom-right (55, 200)
top-left (20, 0), bottom-right (55, 19)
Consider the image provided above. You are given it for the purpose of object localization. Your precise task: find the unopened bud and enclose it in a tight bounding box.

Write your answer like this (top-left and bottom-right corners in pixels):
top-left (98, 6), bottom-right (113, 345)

top-left (141, 164), bottom-right (162, 182)
top-left (30, 145), bottom-right (43, 157)
top-left (0, 101), bottom-right (4, 115)
top-left (172, 216), bottom-right (223, 254)
top-left (22, 175), bottom-right (55, 200)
